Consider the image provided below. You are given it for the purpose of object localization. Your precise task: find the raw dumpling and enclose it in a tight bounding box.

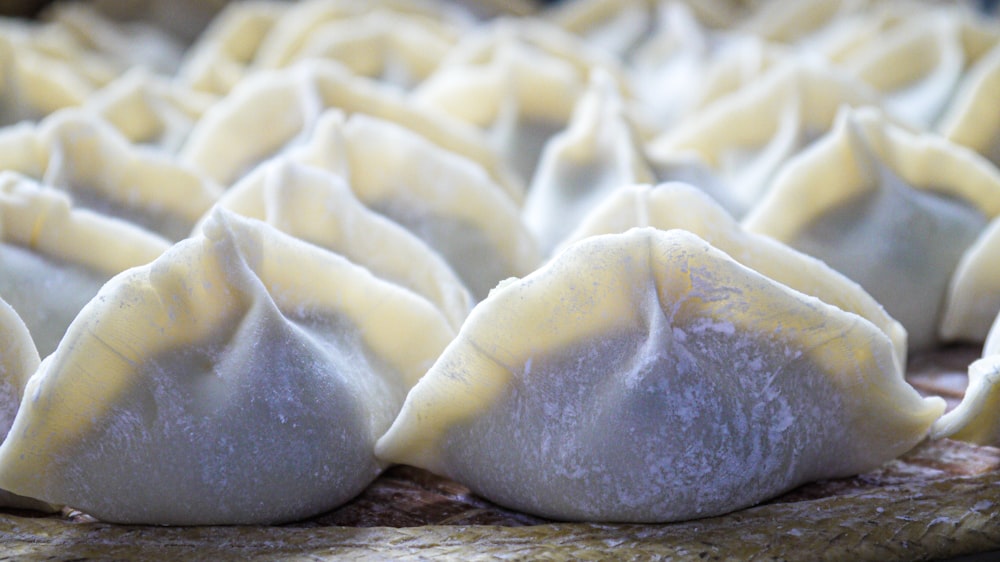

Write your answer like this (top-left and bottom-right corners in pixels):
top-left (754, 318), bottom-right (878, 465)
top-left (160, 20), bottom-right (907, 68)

top-left (0, 208), bottom-right (455, 525)
top-left (557, 182), bottom-right (908, 369)
top-left (0, 297), bottom-right (54, 511)
top-left (930, 312), bottom-right (1000, 446)
top-left (413, 18), bottom-right (619, 185)
top-left (937, 40), bottom-right (1000, 167)
top-left (204, 157), bottom-right (473, 330)
top-left (939, 216), bottom-right (1000, 343)
top-left (375, 227), bottom-right (945, 523)
top-left (744, 107), bottom-right (1000, 350)
top-left (84, 68), bottom-right (218, 153)
top-left (252, 4), bottom-right (461, 89)
top-left (0, 110), bottom-right (222, 242)
top-left (0, 172), bottom-right (170, 356)
top-left (291, 110), bottom-right (541, 300)
top-left (646, 59), bottom-right (879, 218)
top-left (523, 69), bottom-right (653, 256)
top-left (180, 59), bottom-right (521, 202)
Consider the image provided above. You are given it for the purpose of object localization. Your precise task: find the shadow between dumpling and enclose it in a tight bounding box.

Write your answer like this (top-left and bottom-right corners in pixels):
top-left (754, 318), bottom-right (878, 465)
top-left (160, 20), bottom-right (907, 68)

top-left (375, 228), bottom-right (945, 523)
top-left (0, 208), bottom-right (454, 525)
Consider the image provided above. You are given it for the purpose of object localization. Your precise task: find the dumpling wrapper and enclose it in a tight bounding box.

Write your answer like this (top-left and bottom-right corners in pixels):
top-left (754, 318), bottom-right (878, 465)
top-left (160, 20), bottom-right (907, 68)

top-left (291, 110), bottom-right (541, 300)
top-left (744, 106), bottom-right (1000, 351)
top-left (0, 297), bottom-right (56, 512)
top-left (0, 172), bottom-right (170, 356)
top-left (180, 59), bottom-right (522, 203)
top-left (202, 157), bottom-right (473, 330)
top-left (523, 69), bottom-right (653, 256)
top-left (0, 110), bottom-right (222, 242)
top-left (0, 208), bottom-right (455, 525)
top-left (931, 313), bottom-right (1000, 446)
top-left (557, 182), bottom-right (908, 370)
top-left (937, 39), bottom-right (1000, 167)
top-left (940, 216), bottom-right (1000, 343)
top-left (375, 227), bottom-right (945, 523)
top-left (646, 58), bottom-right (880, 218)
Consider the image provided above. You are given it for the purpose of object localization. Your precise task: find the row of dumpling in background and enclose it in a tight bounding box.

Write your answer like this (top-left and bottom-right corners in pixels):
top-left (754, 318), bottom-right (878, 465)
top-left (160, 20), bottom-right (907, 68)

top-left (0, 0), bottom-right (997, 527)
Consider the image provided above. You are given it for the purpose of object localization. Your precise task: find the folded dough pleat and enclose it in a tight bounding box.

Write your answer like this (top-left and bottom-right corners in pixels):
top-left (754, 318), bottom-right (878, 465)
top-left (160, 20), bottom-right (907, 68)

top-left (180, 59), bottom-right (522, 203)
top-left (523, 69), bottom-right (653, 256)
top-left (292, 110), bottom-right (541, 300)
top-left (375, 227), bottom-right (945, 523)
top-left (205, 157), bottom-right (473, 330)
top-left (931, 313), bottom-right (1000, 446)
top-left (0, 208), bottom-right (455, 525)
top-left (744, 106), bottom-right (1000, 350)
top-left (0, 172), bottom-right (170, 356)
top-left (940, 216), bottom-right (1000, 343)
top-left (557, 182), bottom-right (908, 371)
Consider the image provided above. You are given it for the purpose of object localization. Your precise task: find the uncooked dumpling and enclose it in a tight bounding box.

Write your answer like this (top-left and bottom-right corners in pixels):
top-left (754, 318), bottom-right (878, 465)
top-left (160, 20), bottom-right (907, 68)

top-left (0, 297), bottom-right (54, 511)
top-left (930, 312), bottom-right (1000, 446)
top-left (0, 110), bottom-right (222, 242)
top-left (939, 216), bottom-right (1000, 343)
top-left (291, 110), bottom-right (540, 300)
top-left (522, 69), bottom-right (653, 256)
top-left (180, 59), bottom-right (521, 202)
top-left (646, 59), bottom-right (879, 218)
top-left (205, 157), bottom-right (473, 330)
top-left (376, 227), bottom-right (945, 523)
top-left (0, 172), bottom-right (170, 356)
top-left (557, 182), bottom-right (908, 369)
top-left (744, 107), bottom-right (1000, 350)
top-left (937, 40), bottom-right (1000, 167)
top-left (0, 208), bottom-right (455, 525)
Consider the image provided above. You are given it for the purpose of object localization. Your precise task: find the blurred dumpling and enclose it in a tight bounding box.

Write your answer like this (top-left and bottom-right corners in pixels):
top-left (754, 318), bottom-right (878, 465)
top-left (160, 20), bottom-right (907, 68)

top-left (557, 182), bottom-right (908, 368)
top-left (0, 208), bottom-right (455, 525)
top-left (937, 40), bottom-right (1000, 167)
top-left (744, 106), bottom-right (1000, 351)
top-left (0, 110), bottom-right (222, 242)
top-left (179, 59), bottom-right (521, 202)
top-left (931, 312), bottom-right (1000, 446)
top-left (0, 297), bottom-right (55, 511)
top-left (83, 68), bottom-right (218, 153)
top-left (204, 157), bottom-right (473, 330)
top-left (414, 18), bottom-right (623, 185)
top-left (0, 172), bottom-right (170, 356)
top-left (375, 227), bottom-right (945, 523)
top-left (523, 69), bottom-right (653, 256)
top-left (646, 59), bottom-right (880, 218)
top-left (291, 110), bottom-right (541, 300)
top-left (940, 216), bottom-right (1000, 343)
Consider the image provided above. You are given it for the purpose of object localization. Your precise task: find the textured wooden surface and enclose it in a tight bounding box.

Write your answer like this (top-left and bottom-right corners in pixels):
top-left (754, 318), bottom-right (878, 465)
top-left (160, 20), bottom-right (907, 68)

top-left (0, 346), bottom-right (997, 560)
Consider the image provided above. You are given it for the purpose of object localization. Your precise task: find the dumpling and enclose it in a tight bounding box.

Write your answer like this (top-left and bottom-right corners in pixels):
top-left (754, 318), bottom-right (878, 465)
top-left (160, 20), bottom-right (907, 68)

top-left (930, 312), bottom-right (1000, 446)
top-left (522, 69), bottom-right (653, 256)
top-left (84, 68), bottom-right (218, 153)
top-left (0, 208), bottom-right (455, 525)
top-left (291, 110), bottom-right (541, 300)
top-left (413, 18), bottom-right (623, 185)
top-left (744, 106), bottom-right (1000, 350)
top-left (557, 182), bottom-right (908, 369)
top-left (375, 227), bottom-right (945, 523)
top-left (252, 4), bottom-right (461, 89)
top-left (0, 297), bottom-right (54, 511)
top-left (204, 157), bottom-right (473, 330)
top-left (937, 40), bottom-right (1000, 167)
top-left (939, 216), bottom-right (1000, 343)
top-left (179, 59), bottom-right (521, 202)
top-left (646, 58), bottom-right (880, 218)
top-left (0, 172), bottom-right (170, 356)
top-left (839, 8), bottom-right (999, 131)
top-left (0, 110), bottom-right (222, 242)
